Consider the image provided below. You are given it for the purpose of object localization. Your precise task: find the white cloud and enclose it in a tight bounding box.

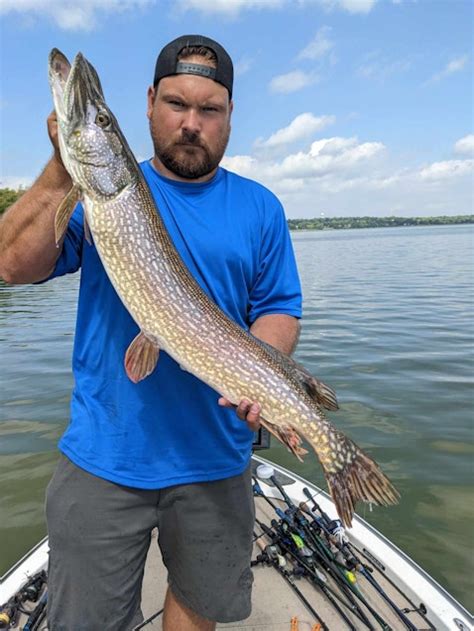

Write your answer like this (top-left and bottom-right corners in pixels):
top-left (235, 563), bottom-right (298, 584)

top-left (225, 135), bottom-right (385, 183)
top-left (425, 55), bottom-right (469, 85)
top-left (0, 175), bottom-right (33, 189)
top-left (176, 0), bottom-right (376, 15)
top-left (303, 0), bottom-right (377, 14)
top-left (298, 26), bottom-right (334, 61)
top-left (2, 0), bottom-right (379, 27)
top-left (221, 155), bottom-right (257, 177)
top-left (337, 0), bottom-right (376, 12)
top-left (356, 52), bottom-right (412, 81)
top-left (175, 0), bottom-right (283, 16)
top-left (454, 134), bottom-right (474, 156)
top-left (0, 0), bottom-right (152, 31)
top-left (419, 159), bottom-right (474, 181)
top-left (255, 113), bottom-right (335, 150)
top-left (235, 56), bottom-right (254, 77)
top-left (269, 70), bottom-right (319, 94)
top-left (222, 123), bottom-right (473, 217)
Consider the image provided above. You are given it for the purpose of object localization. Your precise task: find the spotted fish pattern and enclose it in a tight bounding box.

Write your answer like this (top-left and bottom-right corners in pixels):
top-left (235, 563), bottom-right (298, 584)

top-left (48, 48), bottom-right (399, 527)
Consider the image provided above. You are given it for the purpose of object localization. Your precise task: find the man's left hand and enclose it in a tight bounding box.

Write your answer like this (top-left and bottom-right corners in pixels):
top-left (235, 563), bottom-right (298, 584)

top-left (218, 397), bottom-right (261, 432)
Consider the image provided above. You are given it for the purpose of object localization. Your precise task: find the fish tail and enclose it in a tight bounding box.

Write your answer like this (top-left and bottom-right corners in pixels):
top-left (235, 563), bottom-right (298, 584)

top-left (316, 433), bottom-right (400, 528)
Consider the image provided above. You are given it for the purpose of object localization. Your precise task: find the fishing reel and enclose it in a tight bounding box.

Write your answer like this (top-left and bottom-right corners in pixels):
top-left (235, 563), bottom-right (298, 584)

top-left (252, 543), bottom-right (286, 568)
top-left (0, 602), bottom-right (18, 630)
top-left (0, 570), bottom-right (47, 629)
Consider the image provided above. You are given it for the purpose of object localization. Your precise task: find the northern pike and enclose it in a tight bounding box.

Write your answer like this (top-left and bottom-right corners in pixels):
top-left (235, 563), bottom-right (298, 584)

top-left (48, 48), bottom-right (399, 527)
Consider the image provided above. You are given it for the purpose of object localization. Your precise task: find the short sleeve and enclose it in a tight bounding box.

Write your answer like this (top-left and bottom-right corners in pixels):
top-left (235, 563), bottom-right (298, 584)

top-left (42, 202), bottom-right (85, 281)
top-left (247, 200), bottom-right (302, 323)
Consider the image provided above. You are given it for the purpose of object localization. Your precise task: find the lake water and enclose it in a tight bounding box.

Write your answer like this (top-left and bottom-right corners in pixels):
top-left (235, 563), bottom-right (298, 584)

top-left (0, 224), bottom-right (473, 611)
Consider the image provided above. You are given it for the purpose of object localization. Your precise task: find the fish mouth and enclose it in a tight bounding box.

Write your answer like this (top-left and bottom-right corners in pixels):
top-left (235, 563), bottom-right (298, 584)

top-left (48, 48), bottom-right (71, 119)
top-left (65, 52), bottom-right (105, 123)
top-left (48, 48), bottom-right (105, 126)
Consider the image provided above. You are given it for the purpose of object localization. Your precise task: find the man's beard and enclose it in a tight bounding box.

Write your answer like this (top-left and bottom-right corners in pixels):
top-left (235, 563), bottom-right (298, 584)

top-left (151, 125), bottom-right (230, 180)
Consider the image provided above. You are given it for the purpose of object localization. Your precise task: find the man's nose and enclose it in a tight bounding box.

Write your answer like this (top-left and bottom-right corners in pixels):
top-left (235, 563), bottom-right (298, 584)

top-left (181, 107), bottom-right (201, 134)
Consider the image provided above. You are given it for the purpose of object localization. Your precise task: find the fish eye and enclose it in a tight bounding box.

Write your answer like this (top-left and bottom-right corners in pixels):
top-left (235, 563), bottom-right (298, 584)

top-left (95, 111), bottom-right (110, 128)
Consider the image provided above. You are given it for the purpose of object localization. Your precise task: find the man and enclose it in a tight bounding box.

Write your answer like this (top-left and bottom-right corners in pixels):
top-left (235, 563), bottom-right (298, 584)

top-left (0, 35), bottom-right (302, 630)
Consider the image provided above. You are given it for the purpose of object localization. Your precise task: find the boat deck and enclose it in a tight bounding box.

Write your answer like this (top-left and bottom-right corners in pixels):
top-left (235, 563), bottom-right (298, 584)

top-left (138, 494), bottom-right (429, 630)
top-left (5, 456), bottom-right (472, 630)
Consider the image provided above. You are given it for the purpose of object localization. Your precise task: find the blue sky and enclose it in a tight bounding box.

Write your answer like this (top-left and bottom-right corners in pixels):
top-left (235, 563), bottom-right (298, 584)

top-left (1, 0), bottom-right (472, 218)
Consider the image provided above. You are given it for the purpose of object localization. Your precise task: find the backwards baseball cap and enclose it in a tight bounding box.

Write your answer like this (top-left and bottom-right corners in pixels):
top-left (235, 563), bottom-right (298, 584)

top-left (153, 34), bottom-right (233, 98)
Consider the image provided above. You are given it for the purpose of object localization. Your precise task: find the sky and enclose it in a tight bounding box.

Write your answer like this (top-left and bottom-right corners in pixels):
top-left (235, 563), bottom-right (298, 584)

top-left (0, 0), bottom-right (472, 219)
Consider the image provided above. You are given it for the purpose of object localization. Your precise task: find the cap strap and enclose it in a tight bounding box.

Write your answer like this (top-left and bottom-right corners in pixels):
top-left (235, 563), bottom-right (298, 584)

top-left (175, 62), bottom-right (216, 80)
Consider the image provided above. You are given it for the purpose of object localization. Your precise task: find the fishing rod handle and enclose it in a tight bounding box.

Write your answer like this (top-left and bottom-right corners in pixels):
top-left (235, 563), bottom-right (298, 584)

top-left (302, 487), bottom-right (332, 525)
top-left (270, 475), bottom-right (295, 508)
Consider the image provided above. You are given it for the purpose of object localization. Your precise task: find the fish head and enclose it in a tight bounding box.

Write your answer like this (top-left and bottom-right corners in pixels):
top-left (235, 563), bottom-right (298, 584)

top-left (48, 49), bottom-right (136, 201)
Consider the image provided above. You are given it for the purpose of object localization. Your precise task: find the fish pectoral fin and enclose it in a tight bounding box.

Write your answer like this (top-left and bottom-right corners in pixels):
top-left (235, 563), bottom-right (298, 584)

top-left (124, 332), bottom-right (160, 383)
top-left (54, 184), bottom-right (82, 245)
top-left (260, 419), bottom-right (309, 463)
top-left (294, 364), bottom-right (339, 411)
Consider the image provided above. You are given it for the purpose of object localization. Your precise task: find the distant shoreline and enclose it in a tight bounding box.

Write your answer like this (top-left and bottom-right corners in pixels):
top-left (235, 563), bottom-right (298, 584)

top-left (287, 215), bottom-right (474, 231)
top-left (1, 189), bottom-right (472, 232)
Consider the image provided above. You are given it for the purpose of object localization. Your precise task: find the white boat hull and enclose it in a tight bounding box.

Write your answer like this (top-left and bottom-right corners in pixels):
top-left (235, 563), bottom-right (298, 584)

top-left (1, 455), bottom-right (472, 630)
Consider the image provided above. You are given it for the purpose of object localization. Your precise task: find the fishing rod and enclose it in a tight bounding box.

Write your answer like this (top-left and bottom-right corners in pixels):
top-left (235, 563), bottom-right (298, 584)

top-left (22, 590), bottom-right (47, 631)
top-left (255, 475), bottom-right (393, 631)
top-left (301, 488), bottom-right (420, 631)
top-left (265, 474), bottom-right (397, 630)
top-left (253, 477), bottom-right (376, 623)
top-left (256, 517), bottom-right (372, 630)
top-left (252, 533), bottom-right (329, 630)
top-left (132, 608), bottom-right (165, 630)
top-left (253, 477), bottom-right (372, 627)
top-left (253, 477), bottom-right (377, 629)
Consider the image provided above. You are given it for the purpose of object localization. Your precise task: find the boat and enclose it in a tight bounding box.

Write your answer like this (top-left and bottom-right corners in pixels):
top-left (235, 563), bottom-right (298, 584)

top-left (1, 453), bottom-right (472, 630)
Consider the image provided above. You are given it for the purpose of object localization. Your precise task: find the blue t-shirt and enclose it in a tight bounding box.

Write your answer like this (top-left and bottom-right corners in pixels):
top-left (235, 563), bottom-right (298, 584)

top-left (48, 161), bottom-right (302, 488)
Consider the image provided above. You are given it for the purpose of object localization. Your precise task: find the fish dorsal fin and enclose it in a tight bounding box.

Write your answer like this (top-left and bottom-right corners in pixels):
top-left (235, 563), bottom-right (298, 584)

top-left (54, 184), bottom-right (81, 245)
top-left (124, 331), bottom-right (160, 383)
top-left (254, 337), bottom-right (339, 411)
top-left (292, 361), bottom-right (339, 411)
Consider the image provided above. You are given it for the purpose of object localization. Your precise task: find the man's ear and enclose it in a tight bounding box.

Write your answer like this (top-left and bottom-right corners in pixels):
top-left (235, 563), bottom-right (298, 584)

top-left (147, 86), bottom-right (156, 119)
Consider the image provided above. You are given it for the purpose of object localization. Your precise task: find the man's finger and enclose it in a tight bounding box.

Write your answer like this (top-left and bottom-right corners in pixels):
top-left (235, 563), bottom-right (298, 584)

top-left (236, 399), bottom-right (251, 420)
top-left (218, 397), bottom-right (234, 408)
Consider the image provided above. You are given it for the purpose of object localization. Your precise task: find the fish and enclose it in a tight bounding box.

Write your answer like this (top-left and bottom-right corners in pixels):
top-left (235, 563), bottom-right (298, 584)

top-left (48, 48), bottom-right (399, 527)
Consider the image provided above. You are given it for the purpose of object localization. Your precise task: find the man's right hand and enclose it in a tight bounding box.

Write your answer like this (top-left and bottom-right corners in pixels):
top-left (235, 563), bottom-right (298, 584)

top-left (47, 110), bottom-right (68, 171)
top-left (0, 112), bottom-right (73, 284)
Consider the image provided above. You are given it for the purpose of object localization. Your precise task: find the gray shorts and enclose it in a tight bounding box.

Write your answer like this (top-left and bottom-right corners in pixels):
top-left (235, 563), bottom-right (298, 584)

top-left (45, 454), bottom-right (255, 630)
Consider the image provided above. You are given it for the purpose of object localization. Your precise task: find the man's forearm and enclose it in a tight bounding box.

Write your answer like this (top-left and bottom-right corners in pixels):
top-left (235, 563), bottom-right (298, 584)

top-left (0, 155), bottom-right (72, 284)
top-left (249, 313), bottom-right (300, 355)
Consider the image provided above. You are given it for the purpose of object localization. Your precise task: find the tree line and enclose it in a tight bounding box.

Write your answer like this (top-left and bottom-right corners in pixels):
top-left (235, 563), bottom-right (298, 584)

top-left (0, 188), bottom-right (25, 214)
top-left (288, 215), bottom-right (474, 230)
top-left (1, 188), bottom-right (472, 230)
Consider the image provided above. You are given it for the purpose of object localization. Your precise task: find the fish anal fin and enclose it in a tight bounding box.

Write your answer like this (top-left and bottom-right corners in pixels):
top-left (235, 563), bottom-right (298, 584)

top-left (124, 332), bottom-right (159, 383)
top-left (54, 184), bottom-right (81, 245)
top-left (260, 419), bottom-right (309, 463)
